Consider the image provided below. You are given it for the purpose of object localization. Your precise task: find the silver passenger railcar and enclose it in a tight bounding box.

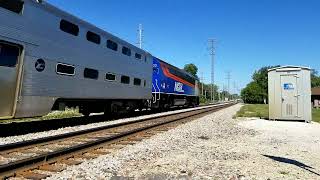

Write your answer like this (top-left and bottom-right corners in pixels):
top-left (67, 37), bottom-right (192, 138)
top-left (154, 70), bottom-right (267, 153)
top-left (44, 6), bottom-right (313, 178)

top-left (0, 0), bottom-right (152, 119)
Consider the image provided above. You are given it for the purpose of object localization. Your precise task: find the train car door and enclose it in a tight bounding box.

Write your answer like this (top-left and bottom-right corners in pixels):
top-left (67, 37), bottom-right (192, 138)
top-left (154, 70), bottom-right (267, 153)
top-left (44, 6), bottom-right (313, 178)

top-left (0, 41), bottom-right (22, 118)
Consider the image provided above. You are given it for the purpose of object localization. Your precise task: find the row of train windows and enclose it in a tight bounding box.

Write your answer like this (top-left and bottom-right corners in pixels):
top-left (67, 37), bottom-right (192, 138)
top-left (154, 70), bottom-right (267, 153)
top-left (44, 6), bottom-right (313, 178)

top-left (60, 20), bottom-right (144, 60)
top-left (56, 63), bottom-right (146, 86)
top-left (0, 2), bottom-right (145, 60)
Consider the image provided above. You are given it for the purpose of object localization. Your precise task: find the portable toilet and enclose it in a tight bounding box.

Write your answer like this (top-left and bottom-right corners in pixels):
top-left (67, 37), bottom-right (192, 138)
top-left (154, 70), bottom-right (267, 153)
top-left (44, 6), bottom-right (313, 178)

top-left (268, 66), bottom-right (312, 122)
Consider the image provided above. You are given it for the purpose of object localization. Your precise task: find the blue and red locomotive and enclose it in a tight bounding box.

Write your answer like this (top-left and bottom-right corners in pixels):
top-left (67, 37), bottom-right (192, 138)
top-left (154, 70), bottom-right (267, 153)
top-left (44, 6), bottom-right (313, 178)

top-left (151, 57), bottom-right (199, 109)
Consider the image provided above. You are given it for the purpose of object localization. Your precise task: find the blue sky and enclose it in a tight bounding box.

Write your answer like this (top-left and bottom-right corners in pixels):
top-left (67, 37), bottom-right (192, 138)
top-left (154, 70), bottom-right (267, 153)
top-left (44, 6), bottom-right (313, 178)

top-left (47, 0), bottom-right (320, 94)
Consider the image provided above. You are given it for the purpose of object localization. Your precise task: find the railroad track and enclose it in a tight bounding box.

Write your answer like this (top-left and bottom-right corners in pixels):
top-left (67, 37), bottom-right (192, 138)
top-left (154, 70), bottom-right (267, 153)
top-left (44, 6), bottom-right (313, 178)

top-left (0, 102), bottom-right (235, 179)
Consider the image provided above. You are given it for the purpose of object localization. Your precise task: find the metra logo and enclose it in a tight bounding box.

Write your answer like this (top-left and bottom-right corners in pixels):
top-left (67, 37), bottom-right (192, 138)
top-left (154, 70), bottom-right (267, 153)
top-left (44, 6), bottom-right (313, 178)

top-left (284, 83), bottom-right (294, 90)
top-left (174, 82), bottom-right (184, 93)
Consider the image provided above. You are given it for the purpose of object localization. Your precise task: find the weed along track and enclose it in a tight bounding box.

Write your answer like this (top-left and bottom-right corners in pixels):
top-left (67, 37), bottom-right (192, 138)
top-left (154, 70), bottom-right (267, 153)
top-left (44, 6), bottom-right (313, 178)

top-left (0, 103), bottom-right (235, 179)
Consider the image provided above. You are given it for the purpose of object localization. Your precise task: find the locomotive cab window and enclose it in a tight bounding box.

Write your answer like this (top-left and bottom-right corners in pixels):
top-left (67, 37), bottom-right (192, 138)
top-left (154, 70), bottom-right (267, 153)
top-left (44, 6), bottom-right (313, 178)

top-left (87, 31), bottom-right (101, 44)
top-left (0, 0), bottom-right (24, 14)
top-left (84, 68), bottom-right (99, 79)
top-left (121, 75), bottom-right (130, 84)
top-left (106, 73), bottom-right (116, 81)
top-left (122, 46), bottom-right (131, 56)
top-left (56, 63), bottom-right (75, 76)
top-left (107, 40), bottom-right (118, 51)
top-left (134, 78), bottom-right (141, 86)
top-left (0, 43), bottom-right (20, 68)
top-left (60, 20), bottom-right (79, 36)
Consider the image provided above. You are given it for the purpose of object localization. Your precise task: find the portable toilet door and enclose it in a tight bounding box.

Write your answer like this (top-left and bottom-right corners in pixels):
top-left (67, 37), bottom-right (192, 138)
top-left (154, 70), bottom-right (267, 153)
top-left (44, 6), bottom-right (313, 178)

top-left (280, 74), bottom-right (298, 119)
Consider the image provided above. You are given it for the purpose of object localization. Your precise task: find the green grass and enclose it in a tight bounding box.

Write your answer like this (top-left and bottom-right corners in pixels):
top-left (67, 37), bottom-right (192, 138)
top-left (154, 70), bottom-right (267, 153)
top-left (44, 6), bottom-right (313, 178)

top-left (312, 108), bottom-right (320, 123)
top-left (235, 104), bottom-right (269, 119)
top-left (0, 108), bottom-right (81, 124)
top-left (236, 104), bottom-right (320, 123)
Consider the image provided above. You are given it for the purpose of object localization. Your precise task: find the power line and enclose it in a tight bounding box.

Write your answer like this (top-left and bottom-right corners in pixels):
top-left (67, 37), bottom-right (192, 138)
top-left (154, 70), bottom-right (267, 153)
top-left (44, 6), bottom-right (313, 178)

top-left (208, 38), bottom-right (216, 102)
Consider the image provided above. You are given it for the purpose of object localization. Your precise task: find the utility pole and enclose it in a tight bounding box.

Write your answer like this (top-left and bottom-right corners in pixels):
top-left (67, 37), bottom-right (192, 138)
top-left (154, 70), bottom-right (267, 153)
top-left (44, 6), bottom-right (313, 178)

top-left (233, 81), bottom-right (237, 99)
top-left (137, 24), bottom-right (143, 49)
top-left (200, 72), bottom-right (204, 96)
top-left (226, 71), bottom-right (231, 100)
top-left (208, 39), bottom-right (216, 102)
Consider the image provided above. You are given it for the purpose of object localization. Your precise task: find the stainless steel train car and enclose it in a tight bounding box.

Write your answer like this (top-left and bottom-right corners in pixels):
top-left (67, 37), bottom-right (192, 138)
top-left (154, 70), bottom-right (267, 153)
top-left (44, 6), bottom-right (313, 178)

top-left (0, 0), bottom-right (153, 119)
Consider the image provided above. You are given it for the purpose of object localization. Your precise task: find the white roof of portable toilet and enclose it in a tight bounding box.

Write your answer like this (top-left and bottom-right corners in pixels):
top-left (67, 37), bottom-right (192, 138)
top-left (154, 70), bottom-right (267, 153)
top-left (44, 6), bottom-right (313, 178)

top-left (268, 66), bottom-right (311, 72)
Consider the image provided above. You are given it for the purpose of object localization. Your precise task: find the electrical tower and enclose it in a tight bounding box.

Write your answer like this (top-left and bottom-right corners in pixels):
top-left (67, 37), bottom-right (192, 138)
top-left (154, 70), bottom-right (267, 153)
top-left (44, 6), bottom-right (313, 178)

top-left (208, 39), bottom-right (216, 102)
top-left (137, 24), bottom-right (143, 49)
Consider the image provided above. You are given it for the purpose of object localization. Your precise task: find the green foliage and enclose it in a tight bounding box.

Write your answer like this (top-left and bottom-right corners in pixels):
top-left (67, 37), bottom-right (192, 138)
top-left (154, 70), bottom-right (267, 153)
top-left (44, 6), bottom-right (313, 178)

top-left (241, 65), bottom-right (279, 104)
top-left (183, 63), bottom-right (198, 77)
top-left (241, 82), bottom-right (266, 104)
top-left (199, 83), bottom-right (221, 101)
top-left (311, 69), bottom-right (320, 88)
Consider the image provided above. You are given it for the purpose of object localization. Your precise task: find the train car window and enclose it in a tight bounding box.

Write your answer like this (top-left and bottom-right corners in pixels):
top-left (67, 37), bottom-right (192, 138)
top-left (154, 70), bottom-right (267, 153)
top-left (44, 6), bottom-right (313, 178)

top-left (121, 75), bottom-right (130, 84)
top-left (144, 56), bottom-right (147, 62)
top-left (56, 63), bottom-right (75, 76)
top-left (134, 78), bottom-right (141, 86)
top-left (144, 80), bottom-right (147, 87)
top-left (60, 20), bottom-right (79, 36)
top-left (107, 40), bottom-right (118, 51)
top-left (0, 0), bottom-right (24, 14)
top-left (106, 73), bottom-right (116, 81)
top-left (135, 53), bottom-right (142, 60)
top-left (86, 31), bottom-right (101, 44)
top-left (122, 46), bottom-right (131, 56)
top-left (0, 43), bottom-right (19, 68)
top-left (84, 68), bottom-right (99, 79)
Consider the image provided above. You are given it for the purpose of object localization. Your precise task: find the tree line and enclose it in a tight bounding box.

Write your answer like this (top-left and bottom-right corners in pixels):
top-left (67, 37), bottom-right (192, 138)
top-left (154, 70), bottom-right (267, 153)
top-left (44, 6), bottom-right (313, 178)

top-left (184, 63), bottom-right (238, 104)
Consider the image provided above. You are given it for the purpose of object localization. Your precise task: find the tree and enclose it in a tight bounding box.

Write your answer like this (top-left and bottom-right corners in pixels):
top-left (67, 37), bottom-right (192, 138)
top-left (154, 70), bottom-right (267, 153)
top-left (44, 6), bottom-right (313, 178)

top-left (311, 69), bottom-right (320, 88)
top-left (241, 82), bottom-right (265, 104)
top-left (184, 63), bottom-right (198, 77)
top-left (241, 65), bottom-right (279, 104)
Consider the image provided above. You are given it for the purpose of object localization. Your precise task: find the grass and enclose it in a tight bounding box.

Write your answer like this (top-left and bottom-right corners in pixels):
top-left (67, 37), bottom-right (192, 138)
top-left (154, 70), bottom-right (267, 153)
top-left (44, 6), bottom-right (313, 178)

top-left (0, 108), bottom-right (81, 124)
top-left (235, 104), bottom-right (269, 119)
top-left (312, 108), bottom-right (320, 123)
top-left (236, 104), bottom-right (320, 123)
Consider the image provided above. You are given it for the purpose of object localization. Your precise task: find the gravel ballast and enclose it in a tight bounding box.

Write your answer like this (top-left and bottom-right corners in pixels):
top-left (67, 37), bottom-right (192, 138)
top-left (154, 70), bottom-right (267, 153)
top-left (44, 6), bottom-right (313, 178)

top-left (46, 104), bottom-right (320, 179)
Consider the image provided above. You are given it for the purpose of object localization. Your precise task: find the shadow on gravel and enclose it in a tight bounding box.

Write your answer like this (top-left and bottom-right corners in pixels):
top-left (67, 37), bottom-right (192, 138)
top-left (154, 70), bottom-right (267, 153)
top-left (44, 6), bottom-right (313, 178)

top-left (263, 155), bottom-right (320, 176)
top-left (0, 110), bottom-right (163, 137)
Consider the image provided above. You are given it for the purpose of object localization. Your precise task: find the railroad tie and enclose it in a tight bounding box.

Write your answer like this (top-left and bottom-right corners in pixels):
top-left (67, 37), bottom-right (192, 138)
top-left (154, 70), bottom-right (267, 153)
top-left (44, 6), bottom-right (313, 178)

top-left (17, 171), bottom-right (50, 180)
top-left (60, 159), bottom-right (82, 166)
top-left (38, 164), bottom-right (66, 172)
